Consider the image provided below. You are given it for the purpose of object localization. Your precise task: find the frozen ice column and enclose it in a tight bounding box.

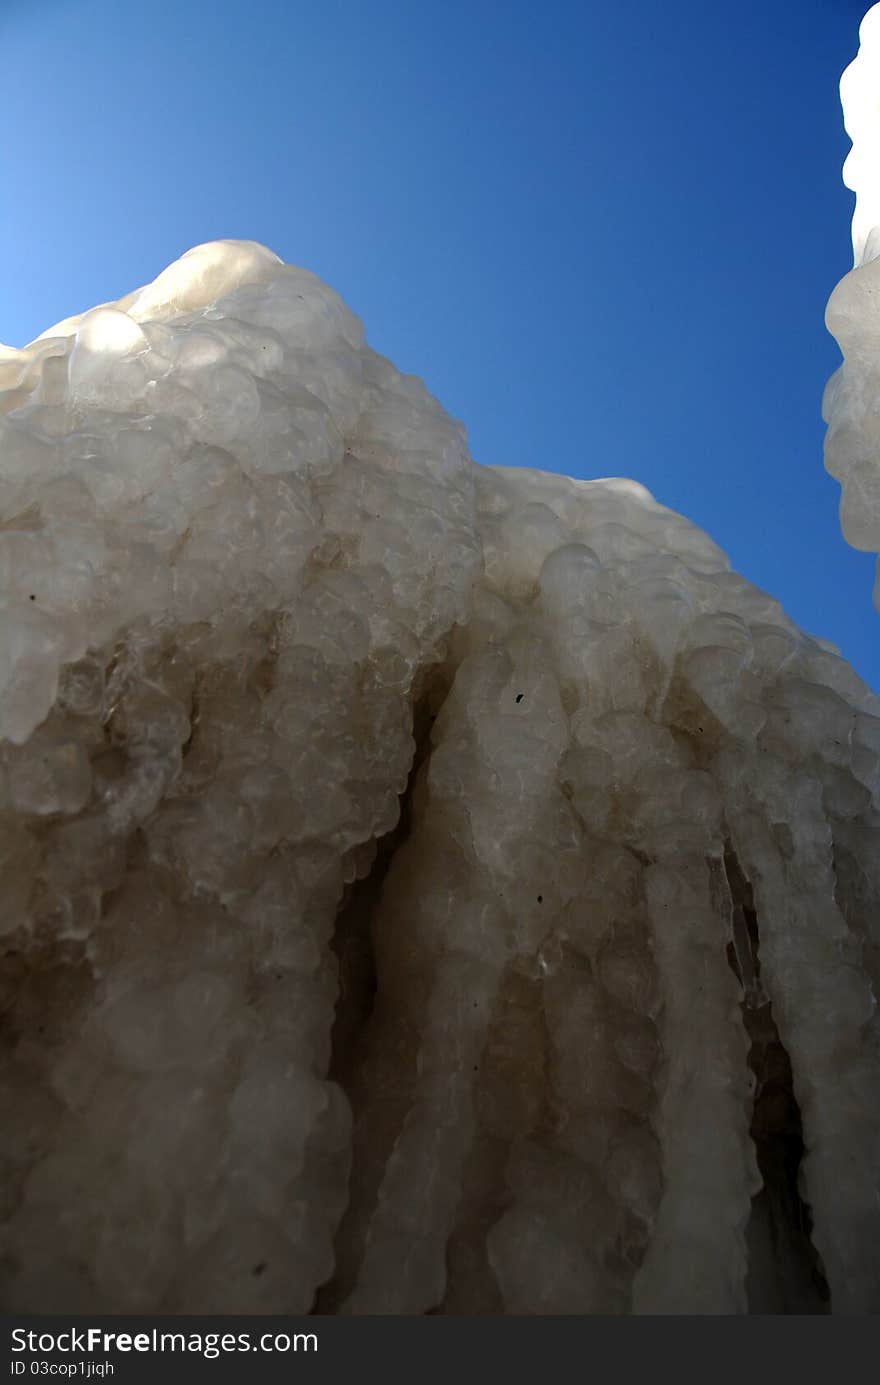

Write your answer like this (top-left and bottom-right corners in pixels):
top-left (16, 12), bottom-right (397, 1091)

top-left (824, 4), bottom-right (880, 598)
top-left (842, 3), bottom-right (880, 269)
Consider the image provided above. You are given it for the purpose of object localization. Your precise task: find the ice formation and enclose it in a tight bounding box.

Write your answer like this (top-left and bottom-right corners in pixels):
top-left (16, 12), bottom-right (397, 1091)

top-left (825, 2), bottom-right (880, 594)
top-left (1, 236), bottom-right (879, 1317)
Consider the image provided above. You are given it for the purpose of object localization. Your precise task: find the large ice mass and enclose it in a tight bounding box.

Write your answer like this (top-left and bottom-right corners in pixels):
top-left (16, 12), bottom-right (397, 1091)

top-left (825, 2), bottom-right (880, 595)
top-left (1, 233), bottom-right (879, 1317)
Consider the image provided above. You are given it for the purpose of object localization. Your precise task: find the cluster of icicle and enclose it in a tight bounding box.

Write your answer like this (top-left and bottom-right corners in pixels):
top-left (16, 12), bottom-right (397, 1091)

top-left (0, 237), bottom-right (878, 1315)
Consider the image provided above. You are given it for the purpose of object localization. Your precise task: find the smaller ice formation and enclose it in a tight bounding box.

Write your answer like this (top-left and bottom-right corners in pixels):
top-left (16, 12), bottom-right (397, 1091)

top-left (0, 234), bottom-right (879, 1316)
top-left (824, 2), bottom-right (880, 597)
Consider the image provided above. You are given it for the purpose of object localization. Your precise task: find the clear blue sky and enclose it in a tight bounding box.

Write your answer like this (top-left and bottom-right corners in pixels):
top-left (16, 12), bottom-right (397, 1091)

top-left (2, 0), bottom-right (877, 689)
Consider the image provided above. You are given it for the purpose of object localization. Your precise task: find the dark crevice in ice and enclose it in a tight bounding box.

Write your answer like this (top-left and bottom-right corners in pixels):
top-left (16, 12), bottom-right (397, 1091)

top-left (434, 963), bottom-right (550, 1316)
top-left (323, 672), bottom-right (446, 1095)
top-left (721, 841), bottom-right (831, 1315)
top-left (312, 665), bottom-right (453, 1314)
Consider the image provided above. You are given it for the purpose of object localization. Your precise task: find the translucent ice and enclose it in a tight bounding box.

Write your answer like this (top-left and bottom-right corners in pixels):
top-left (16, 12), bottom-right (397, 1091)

top-left (825, 4), bottom-right (880, 602)
top-left (1, 239), bottom-right (878, 1315)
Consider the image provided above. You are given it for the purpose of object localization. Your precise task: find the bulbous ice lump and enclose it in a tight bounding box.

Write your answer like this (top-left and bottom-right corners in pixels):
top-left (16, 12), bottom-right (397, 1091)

top-left (825, 3), bottom-right (880, 606)
top-left (1, 236), bottom-right (879, 1315)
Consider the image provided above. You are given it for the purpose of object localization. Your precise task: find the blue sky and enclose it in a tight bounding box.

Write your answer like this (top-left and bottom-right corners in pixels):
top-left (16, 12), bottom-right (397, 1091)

top-left (2, 0), bottom-right (877, 689)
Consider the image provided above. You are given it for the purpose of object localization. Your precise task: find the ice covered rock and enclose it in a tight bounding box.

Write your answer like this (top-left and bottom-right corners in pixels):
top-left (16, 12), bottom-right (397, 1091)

top-left (1, 240), bottom-right (878, 1315)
